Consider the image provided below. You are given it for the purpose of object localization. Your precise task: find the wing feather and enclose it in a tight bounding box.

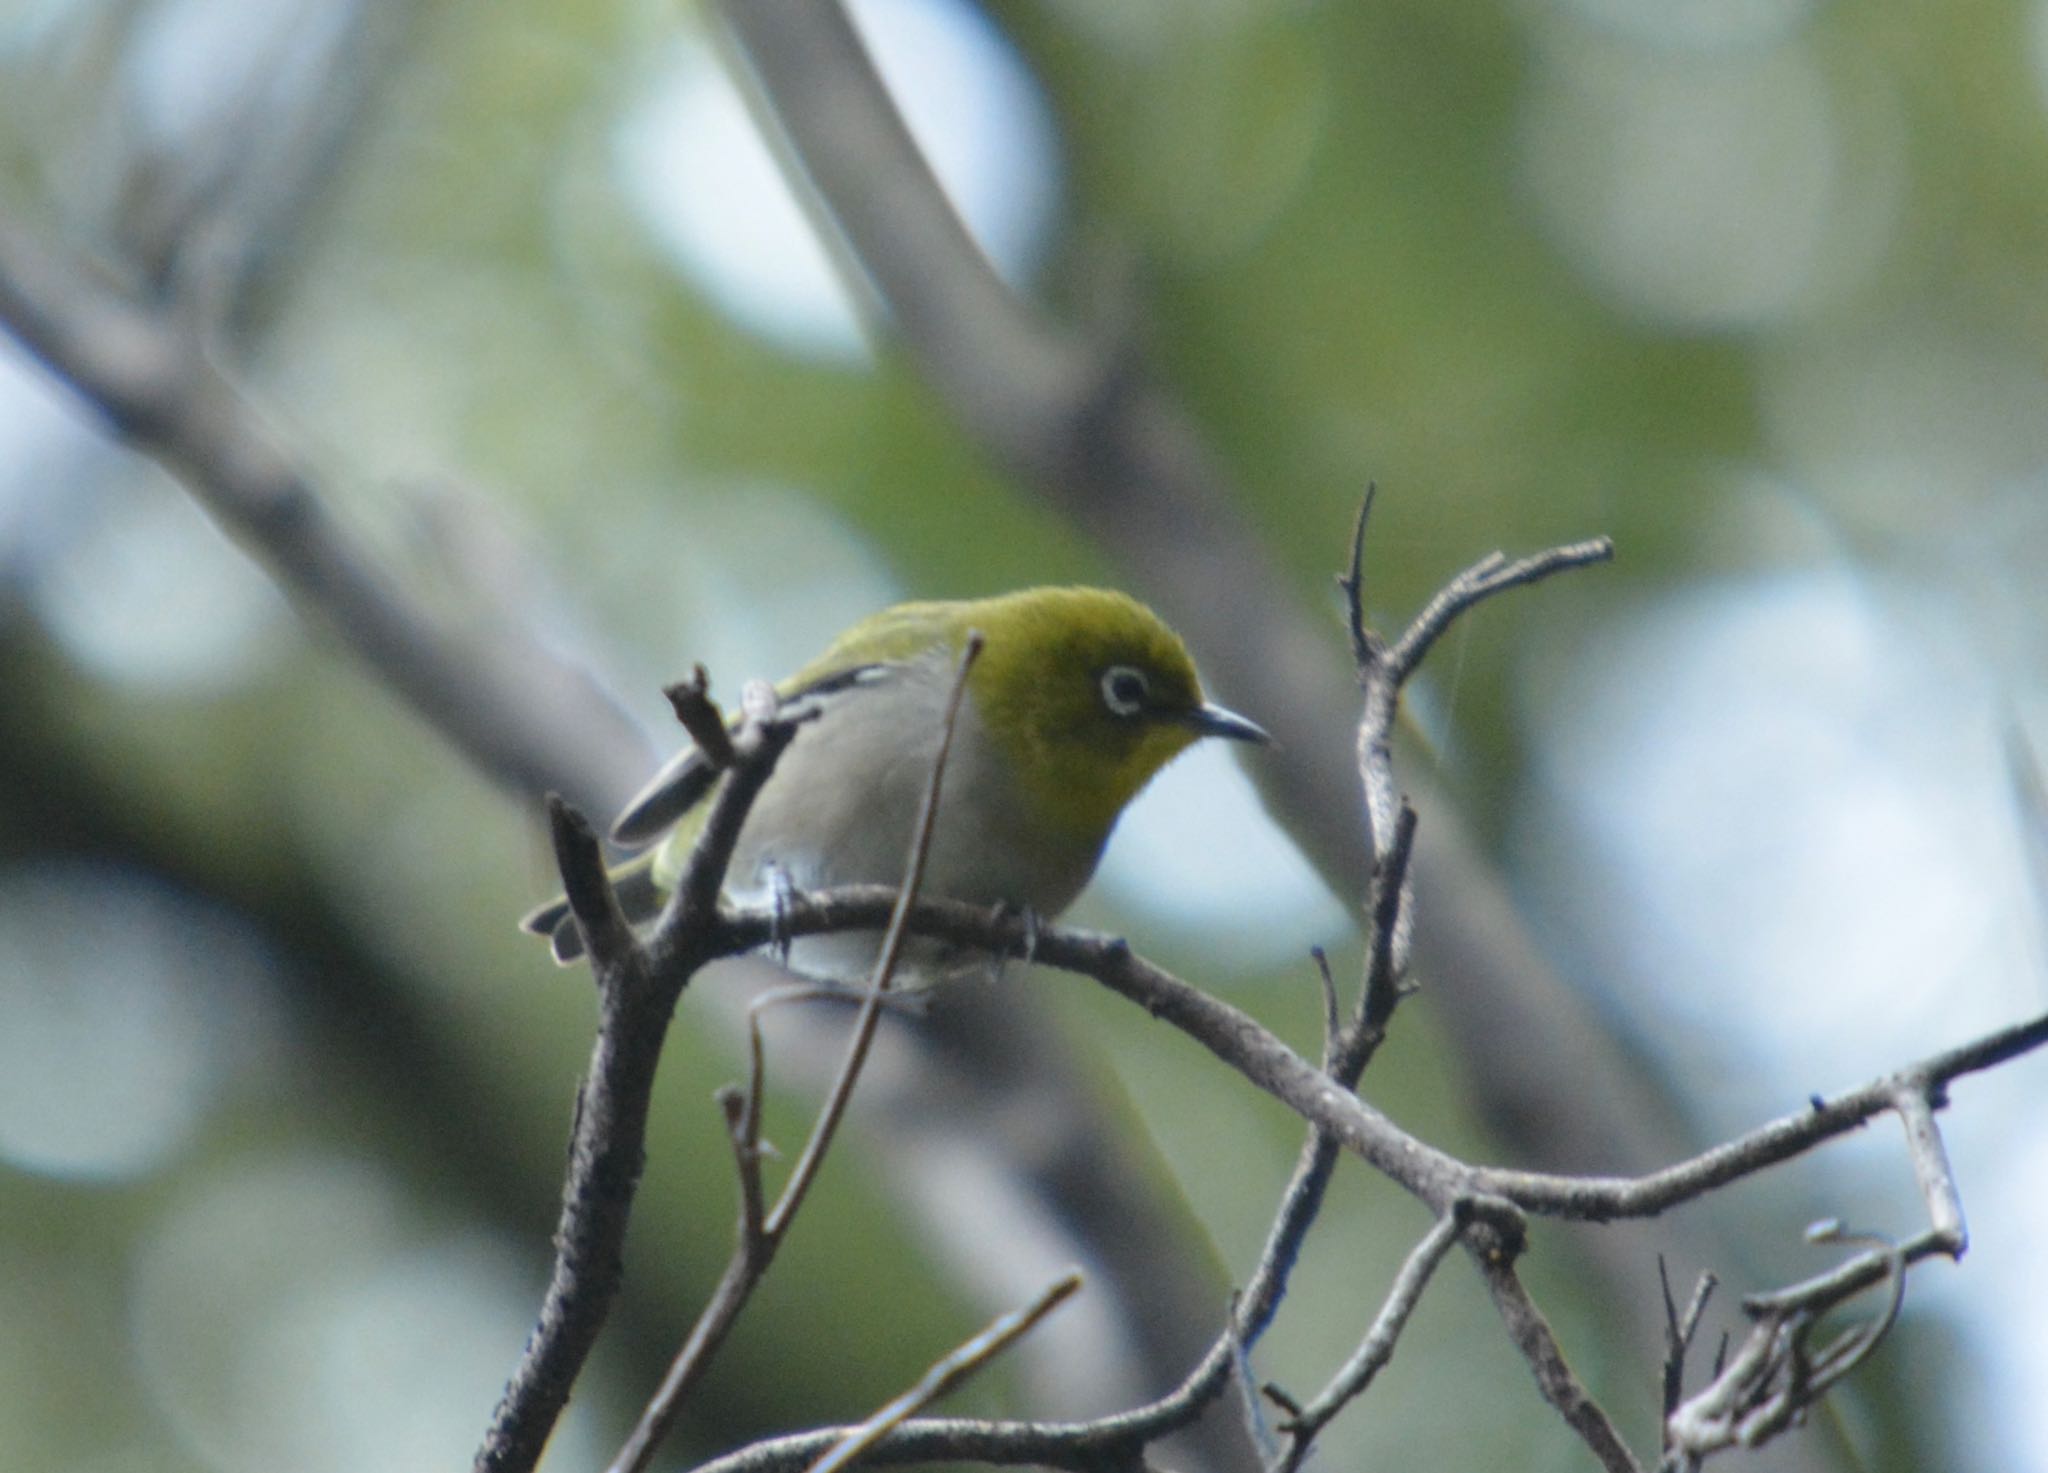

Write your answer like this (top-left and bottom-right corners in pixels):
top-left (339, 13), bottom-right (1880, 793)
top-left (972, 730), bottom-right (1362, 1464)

top-left (608, 660), bottom-right (901, 846)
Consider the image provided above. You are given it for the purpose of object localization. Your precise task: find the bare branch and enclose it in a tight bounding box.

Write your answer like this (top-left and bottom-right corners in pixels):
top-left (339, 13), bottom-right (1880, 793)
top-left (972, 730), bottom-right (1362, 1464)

top-left (1666, 1222), bottom-right (1910, 1464)
top-left (1309, 947), bottom-right (1341, 1069)
top-left (548, 795), bottom-right (639, 974)
top-left (808, 1272), bottom-right (1084, 1473)
top-left (668, 981), bottom-right (2042, 1473)
top-left (1272, 1209), bottom-right (1468, 1469)
top-left (718, 1056), bottom-right (766, 1245)
top-left (770, 631), bottom-right (984, 1235)
top-left (1386, 538), bottom-right (1615, 686)
top-left (1741, 1227), bottom-right (1954, 1316)
top-left (1225, 1300), bottom-right (1281, 1469)
top-left (1476, 1246), bottom-right (1646, 1473)
top-left (666, 666), bottom-right (739, 770)
top-left (1892, 1085), bottom-right (1967, 1251)
top-left (718, 891), bottom-right (2048, 1224)
top-left (1336, 484), bottom-right (1378, 675)
top-left (1336, 516), bottom-right (1610, 1087)
top-left (661, 698), bottom-right (812, 939)
top-left (1658, 1258), bottom-right (1717, 1441)
top-left (1795, 1222), bottom-right (1908, 1397)
top-left (1346, 801), bottom-right (1418, 1068)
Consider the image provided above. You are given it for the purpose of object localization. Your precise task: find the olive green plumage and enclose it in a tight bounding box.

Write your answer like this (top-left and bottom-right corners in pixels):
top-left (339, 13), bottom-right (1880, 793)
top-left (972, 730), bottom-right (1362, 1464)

top-left (523, 587), bottom-right (1267, 976)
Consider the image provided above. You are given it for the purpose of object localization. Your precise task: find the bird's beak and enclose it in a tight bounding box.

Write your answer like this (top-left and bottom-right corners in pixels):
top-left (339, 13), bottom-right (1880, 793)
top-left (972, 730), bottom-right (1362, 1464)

top-left (1186, 700), bottom-right (1272, 745)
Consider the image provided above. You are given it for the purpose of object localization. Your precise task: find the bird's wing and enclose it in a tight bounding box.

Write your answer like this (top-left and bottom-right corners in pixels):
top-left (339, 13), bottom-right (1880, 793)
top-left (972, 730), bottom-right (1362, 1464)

top-left (610, 603), bottom-right (962, 846)
top-left (609, 741), bottom-right (721, 845)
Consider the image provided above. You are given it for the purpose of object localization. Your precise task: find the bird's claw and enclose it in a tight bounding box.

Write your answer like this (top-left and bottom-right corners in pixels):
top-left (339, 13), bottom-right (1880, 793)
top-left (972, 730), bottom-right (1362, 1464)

top-left (988, 901), bottom-right (1043, 984)
top-left (765, 861), bottom-right (796, 968)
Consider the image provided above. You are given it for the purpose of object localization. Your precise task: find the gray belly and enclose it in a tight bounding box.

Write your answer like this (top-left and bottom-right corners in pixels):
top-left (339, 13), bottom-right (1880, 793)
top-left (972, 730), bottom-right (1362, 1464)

top-left (724, 666), bottom-right (1101, 983)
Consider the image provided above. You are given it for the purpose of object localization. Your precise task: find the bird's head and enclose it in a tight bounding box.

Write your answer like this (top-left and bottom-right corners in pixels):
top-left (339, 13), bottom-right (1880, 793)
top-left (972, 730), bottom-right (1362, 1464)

top-left (962, 587), bottom-right (1268, 841)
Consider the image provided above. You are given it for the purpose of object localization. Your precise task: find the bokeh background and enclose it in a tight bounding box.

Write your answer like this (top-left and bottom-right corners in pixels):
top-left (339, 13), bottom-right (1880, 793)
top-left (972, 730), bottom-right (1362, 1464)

top-left (2, 0), bottom-right (2046, 1470)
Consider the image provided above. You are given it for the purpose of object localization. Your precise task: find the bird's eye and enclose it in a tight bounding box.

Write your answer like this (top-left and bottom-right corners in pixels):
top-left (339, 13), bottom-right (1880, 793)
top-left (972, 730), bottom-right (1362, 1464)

top-left (1100, 665), bottom-right (1150, 717)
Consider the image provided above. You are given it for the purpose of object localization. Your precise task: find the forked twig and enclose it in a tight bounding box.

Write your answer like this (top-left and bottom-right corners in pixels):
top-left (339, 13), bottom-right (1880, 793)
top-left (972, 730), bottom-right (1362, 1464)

top-left (1666, 1219), bottom-right (1912, 1466)
top-left (1658, 1256), bottom-right (1717, 1442)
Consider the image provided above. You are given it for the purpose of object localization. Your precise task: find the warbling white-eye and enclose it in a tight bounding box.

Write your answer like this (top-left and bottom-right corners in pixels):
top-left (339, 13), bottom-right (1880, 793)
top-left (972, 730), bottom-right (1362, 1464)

top-left (522, 586), bottom-right (1269, 978)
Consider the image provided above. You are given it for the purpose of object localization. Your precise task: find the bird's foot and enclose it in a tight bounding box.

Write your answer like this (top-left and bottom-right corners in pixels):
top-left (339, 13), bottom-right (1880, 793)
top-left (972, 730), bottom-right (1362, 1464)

top-left (987, 901), bottom-right (1043, 984)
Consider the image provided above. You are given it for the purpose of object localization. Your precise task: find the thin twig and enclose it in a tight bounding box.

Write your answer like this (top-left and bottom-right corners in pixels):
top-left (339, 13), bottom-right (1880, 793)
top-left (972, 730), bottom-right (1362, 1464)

top-left (768, 632), bottom-right (985, 1235)
top-left (1387, 538), bottom-right (1615, 686)
top-left (1309, 947), bottom-right (1342, 1070)
top-left (1475, 1247), bottom-right (1646, 1473)
top-left (1337, 484), bottom-right (1378, 674)
top-left (1344, 801), bottom-right (1418, 1069)
top-left (666, 666), bottom-right (739, 769)
top-left (1273, 1209), bottom-right (1468, 1470)
top-left (548, 795), bottom-right (640, 972)
top-left (1226, 1296), bottom-right (1281, 1468)
top-left (1797, 1222), bottom-right (1908, 1397)
top-left (1344, 516), bottom-right (1608, 891)
top-left (1657, 1257), bottom-right (1716, 1433)
top-left (662, 698), bottom-right (814, 937)
top-left (1741, 1228), bottom-right (1953, 1315)
top-left (1667, 1222), bottom-right (1910, 1462)
top-left (1892, 1084), bottom-right (1967, 1250)
top-left (718, 1076), bottom-right (766, 1245)
top-left (807, 1272), bottom-right (1084, 1473)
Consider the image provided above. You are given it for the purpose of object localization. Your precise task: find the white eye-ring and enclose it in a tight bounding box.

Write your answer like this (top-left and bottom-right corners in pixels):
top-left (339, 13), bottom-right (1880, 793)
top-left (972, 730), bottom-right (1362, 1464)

top-left (1100, 665), bottom-right (1150, 717)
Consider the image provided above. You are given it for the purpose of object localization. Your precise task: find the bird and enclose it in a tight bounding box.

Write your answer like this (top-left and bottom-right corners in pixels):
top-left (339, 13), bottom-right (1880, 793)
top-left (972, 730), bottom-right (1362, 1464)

top-left (522, 586), bottom-right (1269, 980)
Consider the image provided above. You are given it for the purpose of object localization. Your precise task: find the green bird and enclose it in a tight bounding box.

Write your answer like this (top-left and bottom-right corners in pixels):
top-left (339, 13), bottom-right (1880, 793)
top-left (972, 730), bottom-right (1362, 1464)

top-left (523, 586), bottom-right (1269, 978)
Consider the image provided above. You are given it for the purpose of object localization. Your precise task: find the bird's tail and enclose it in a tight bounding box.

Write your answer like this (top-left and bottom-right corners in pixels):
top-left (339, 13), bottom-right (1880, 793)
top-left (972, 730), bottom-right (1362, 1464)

top-left (518, 851), bottom-right (667, 964)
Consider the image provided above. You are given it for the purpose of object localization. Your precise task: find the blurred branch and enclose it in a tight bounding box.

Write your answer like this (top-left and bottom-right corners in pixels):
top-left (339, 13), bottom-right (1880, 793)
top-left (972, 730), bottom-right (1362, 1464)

top-left (112, 0), bottom-right (417, 324)
top-left (2002, 724), bottom-right (2048, 976)
top-left (0, 213), bottom-right (653, 817)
